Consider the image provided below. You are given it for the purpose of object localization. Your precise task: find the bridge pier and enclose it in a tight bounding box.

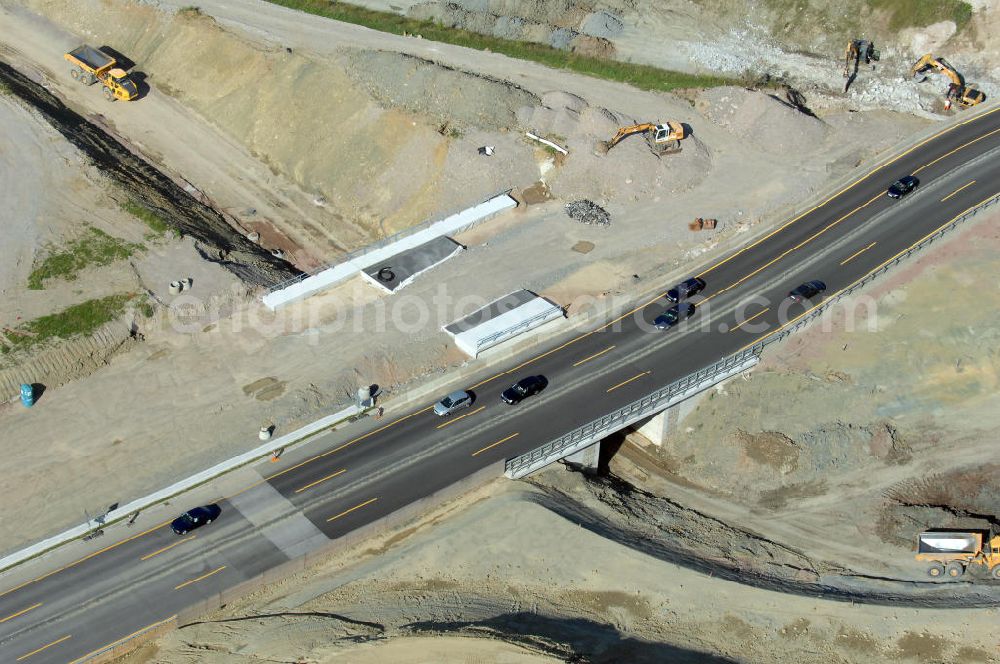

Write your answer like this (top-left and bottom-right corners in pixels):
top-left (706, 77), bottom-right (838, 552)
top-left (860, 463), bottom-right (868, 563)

top-left (562, 440), bottom-right (601, 473)
top-left (632, 385), bottom-right (709, 446)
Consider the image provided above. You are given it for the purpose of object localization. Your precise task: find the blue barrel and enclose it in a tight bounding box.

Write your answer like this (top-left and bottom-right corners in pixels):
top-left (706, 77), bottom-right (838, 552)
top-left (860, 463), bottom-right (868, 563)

top-left (20, 384), bottom-right (34, 408)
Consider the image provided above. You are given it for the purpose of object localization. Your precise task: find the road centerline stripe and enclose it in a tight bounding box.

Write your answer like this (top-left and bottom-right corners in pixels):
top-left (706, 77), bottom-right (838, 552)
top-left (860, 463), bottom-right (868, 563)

top-left (740, 191), bottom-right (1000, 351)
top-left (840, 241), bottom-right (878, 266)
top-left (68, 615), bottom-right (177, 664)
top-left (295, 468), bottom-right (347, 494)
top-left (573, 345), bottom-right (616, 367)
top-left (941, 180), bottom-right (976, 202)
top-left (472, 433), bottom-right (520, 457)
top-left (17, 635), bottom-right (71, 661)
top-left (0, 602), bottom-right (42, 624)
top-left (140, 536), bottom-right (195, 561)
top-left (913, 128), bottom-right (1000, 175)
top-left (607, 372), bottom-right (650, 393)
top-left (729, 308), bottom-right (770, 333)
top-left (436, 405), bottom-right (485, 429)
top-left (328, 497), bottom-right (378, 522)
top-left (174, 565), bottom-right (226, 591)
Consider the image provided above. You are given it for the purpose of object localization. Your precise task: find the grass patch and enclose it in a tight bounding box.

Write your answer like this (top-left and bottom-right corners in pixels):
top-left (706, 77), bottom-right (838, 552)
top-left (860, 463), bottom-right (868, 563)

top-left (28, 227), bottom-right (143, 290)
top-left (263, 0), bottom-right (736, 92)
top-left (868, 0), bottom-right (972, 31)
top-left (121, 199), bottom-right (179, 238)
top-left (0, 80), bottom-right (11, 96)
top-left (1, 293), bottom-right (136, 354)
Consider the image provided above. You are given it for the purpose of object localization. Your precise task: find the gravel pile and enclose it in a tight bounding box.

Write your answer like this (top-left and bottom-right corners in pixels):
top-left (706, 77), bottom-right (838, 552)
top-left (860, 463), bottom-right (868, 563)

top-left (565, 200), bottom-right (611, 226)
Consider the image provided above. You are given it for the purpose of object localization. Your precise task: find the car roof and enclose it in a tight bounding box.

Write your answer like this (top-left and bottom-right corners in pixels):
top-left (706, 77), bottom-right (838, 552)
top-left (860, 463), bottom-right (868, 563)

top-left (445, 389), bottom-right (468, 400)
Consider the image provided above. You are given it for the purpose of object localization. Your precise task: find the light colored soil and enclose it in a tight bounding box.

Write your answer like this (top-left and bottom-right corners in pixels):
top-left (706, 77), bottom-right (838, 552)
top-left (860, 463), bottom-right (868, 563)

top-left (0, 0), bottom-right (936, 552)
top-left (120, 475), bottom-right (1000, 664)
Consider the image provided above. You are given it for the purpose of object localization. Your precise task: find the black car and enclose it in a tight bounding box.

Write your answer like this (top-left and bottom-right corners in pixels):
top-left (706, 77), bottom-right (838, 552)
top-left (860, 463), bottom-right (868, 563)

top-left (887, 175), bottom-right (919, 199)
top-left (788, 280), bottom-right (826, 303)
top-left (666, 277), bottom-right (706, 303)
top-left (501, 375), bottom-right (548, 405)
top-left (171, 504), bottom-right (222, 535)
top-left (654, 303), bottom-right (696, 329)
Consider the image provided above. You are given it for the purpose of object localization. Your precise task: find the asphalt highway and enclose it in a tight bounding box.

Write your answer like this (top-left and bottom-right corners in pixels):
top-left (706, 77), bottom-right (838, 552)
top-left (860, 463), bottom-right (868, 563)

top-left (2, 106), bottom-right (999, 662)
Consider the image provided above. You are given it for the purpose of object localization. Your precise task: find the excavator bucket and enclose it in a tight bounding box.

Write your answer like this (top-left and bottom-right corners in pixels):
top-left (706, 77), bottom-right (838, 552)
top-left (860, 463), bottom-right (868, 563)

top-left (595, 140), bottom-right (612, 155)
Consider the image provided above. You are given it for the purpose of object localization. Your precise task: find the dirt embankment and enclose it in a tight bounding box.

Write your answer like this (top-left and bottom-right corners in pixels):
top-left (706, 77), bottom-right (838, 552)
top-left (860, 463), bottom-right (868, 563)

top-left (0, 61), bottom-right (297, 287)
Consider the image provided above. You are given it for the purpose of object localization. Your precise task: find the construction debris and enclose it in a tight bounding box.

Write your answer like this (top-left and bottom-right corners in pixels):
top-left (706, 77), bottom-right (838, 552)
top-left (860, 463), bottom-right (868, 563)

top-left (565, 200), bottom-right (611, 226)
top-left (689, 217), bottom-right (718, 231)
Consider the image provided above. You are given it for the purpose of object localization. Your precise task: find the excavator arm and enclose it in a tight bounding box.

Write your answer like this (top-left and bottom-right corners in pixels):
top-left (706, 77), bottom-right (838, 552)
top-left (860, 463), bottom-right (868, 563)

top-left (606, 123), bottom-right (657, 149)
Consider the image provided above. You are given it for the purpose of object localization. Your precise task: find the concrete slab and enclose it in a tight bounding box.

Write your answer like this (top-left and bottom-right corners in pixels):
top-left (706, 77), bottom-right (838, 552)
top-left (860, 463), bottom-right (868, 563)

top-left (360, 236), bottom-right (462, 293)
top-left (444, 290), bottom-right (564, 358)
top-left (444, 289), bottom-right (537, 334)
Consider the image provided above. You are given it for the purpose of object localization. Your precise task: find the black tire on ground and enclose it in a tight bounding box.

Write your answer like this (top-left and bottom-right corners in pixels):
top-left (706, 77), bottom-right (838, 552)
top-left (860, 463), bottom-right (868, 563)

top-left (103, 87), bottom-right (114, 101)
top-left (991, 565), bottom-right (1000, 578)
top-left (945, 562), bottom-right (965, 578)
top-left (927, 564), bottom-right (944, 578)
top-left (70, 67), bottom-right (81, 80)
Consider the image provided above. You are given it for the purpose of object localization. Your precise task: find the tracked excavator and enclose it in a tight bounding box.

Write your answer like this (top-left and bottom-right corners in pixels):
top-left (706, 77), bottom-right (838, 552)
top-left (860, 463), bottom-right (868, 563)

top-left (598, 122), bottom-right (686, 156)
top-left (910, 54), bottom-right (985, 108)
top-left (843, 39), bottom-right (878, 78)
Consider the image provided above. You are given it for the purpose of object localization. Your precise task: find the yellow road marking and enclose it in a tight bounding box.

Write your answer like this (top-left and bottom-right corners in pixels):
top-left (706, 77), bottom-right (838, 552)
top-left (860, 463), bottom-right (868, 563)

top-left (327, 497), bottom-right (378, 522)
top-left (741, 192), bottom-right (1000, 352)
top-left (436, 405), bottom-right (485, 429)
top-left (696, 108), bottom-right (1000, 280)
top-left (140, 536), bottom-right (195, 561)
top-left (294, 468), bottom-right (347, 494)
top-left (729, 308), bottom-right (771, 333)
top-left (0, 602), bottom-right (42, 624)
top-left (573, 345), bottom-right (616, 367)
top-left (840, 241), bottom-right (877, 266)
top-left (714, 192), bottom-right (883, 299)
top-left (941, 180), bottom-right (976, 202)
top-left (913, 128), bottom-right (1000, 175)
top-left (3, 110), bottom-right (997, 604)
top-left (227, 405), bottom-right (435, 500)
top-left (0, 519), bottom-right (172, 601)
top-left (468, 371), bottom-right (507, 390)
top-left (606, 372), bottom-right (650, 393)
top-left (174, 565), bottom-right (226, 591)
top-left (68, 615), bottom-right (177, 664)
top-left (472, 433), bottom-right (520, 457)
top-left (16, 635), bottom-right (70, 661)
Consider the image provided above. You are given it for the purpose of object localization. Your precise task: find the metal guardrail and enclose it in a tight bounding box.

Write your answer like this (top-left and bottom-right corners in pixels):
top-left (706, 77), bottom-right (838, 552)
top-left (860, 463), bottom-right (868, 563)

top-left (504, 346), bottom-right (761, 476)
top-left (267, 188), bottom-right (514, 293)
top-left (504, 192), bottom-right (1000, 477)
top-left (757, 192), bottom-right (1000, 350)
top-left (476, 305), bottom-right (563, 351)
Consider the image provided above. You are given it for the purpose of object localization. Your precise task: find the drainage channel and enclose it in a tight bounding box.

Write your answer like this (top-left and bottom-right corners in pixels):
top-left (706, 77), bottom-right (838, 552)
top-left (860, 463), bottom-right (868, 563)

top-left (0, 59), bottom-right (300, 287)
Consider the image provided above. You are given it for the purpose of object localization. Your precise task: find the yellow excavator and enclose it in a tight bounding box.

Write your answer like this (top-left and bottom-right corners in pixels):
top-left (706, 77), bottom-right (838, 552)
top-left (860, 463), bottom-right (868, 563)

top-left (599, 121), bottom-right (686, 156)
top-left (910, 54), bottom-right (985, 108)
top-left (843, 39), bottom-right (878, 78)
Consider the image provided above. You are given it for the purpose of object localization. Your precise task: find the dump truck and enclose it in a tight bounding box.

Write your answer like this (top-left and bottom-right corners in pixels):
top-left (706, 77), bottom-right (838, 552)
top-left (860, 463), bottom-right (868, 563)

top-left (915, 531), bottom-right (1000, 579)
top-left (64, 45), bottom-right (138, 101)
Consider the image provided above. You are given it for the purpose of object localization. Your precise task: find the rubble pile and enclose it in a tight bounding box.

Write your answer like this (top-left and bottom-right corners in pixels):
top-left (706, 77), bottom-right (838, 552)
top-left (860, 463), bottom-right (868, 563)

top-left (565, 199), bottom-right (611, 226)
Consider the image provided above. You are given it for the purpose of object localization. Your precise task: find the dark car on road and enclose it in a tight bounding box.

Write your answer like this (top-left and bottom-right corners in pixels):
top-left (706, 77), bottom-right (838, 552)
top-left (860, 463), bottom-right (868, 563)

top-left (788, 280), bottom-right (827, 303)
top-left (654, 303), bottom-right (696, 329)
top-left (887, 175), bottom-right (919, 199)
top-left (172, 504), bottom-right (222, 535)
top-left (500, 375), bottom-right (548, 405)
top-left (666, 277), bottom-right (706, 303)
